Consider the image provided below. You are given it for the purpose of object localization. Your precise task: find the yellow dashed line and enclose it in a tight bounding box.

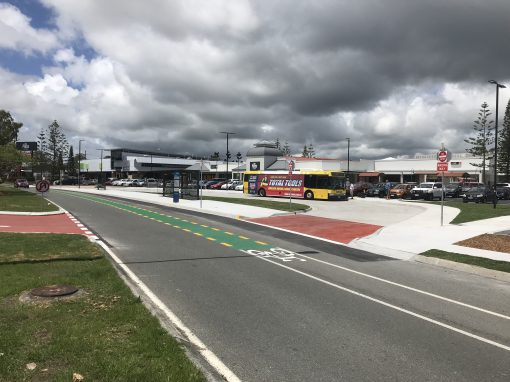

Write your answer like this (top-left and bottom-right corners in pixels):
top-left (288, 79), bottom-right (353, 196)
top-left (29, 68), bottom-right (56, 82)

top-left (238, 236), bottom-right (249, 240)
top-left (224, 231), bottom-right (234, 235)
top-left (190, 222), bottom-right (198, 225)
top-left (256, 241), bottom-right (267, 245)
top-left (173, 225), bottom-right (181, 228)
top-left (200, 224), bottom-right (208, 228)
top-left (211, 228), bottom-right (220, 231)
top-left (221, 242), bottom-right (232, 247)
top-left (143, 215), bottom-right (149, 218)
top-left (181, 219), bottom-right (188, 222)
top-left (194, 233), bottom-right (203, 237)
top-left (207, 237), bottom-right (216, 241)
top-left (165, 223), bottom-right (171, 225)
top-left (182, 228), bottom-right (191, 232)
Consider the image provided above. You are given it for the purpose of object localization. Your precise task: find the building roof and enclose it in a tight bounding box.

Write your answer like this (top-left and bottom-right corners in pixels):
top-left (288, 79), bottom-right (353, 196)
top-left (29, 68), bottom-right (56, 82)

top-left (246, 141), bottom-right (283, 157)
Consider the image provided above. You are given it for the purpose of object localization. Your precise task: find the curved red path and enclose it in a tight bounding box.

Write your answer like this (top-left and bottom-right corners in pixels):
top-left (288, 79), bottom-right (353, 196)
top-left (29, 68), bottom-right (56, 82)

top-left (248, 215), bottom-right (382, 244)
top-left (0, 214), bottom-right (84, 234)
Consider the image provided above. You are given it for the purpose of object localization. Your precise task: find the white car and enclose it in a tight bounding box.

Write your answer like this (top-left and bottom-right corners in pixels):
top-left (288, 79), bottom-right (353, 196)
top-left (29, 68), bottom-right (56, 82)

top-left (123, 179), bottom-right (136, 187)
top-left (112, 179), bottom-right (124, 186)
top-left (235, 183), bottom-right (244, 191)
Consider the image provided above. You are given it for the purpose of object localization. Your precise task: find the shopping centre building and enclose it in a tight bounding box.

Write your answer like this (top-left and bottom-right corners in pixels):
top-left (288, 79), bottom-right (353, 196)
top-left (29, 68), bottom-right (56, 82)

top-left (79, 143), bottom-right (487, 184)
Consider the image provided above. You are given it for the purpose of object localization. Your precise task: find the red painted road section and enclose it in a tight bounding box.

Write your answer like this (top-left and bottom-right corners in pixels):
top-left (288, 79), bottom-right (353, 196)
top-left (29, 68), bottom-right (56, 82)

top-left (249, 215), bottom-right (382, 244)
top-left (0, 214), bottom-right (84, 234)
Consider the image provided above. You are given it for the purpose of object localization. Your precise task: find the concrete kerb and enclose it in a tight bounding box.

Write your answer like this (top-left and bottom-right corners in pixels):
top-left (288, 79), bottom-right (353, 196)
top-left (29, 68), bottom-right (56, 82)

top-left (0, 209), bottom-right (65, 216)
top-left (414, 254), bottom-right (510, 283)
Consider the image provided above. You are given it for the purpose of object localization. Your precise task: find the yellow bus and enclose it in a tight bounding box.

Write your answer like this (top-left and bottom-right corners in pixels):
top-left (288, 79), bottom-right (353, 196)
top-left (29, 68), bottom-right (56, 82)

top-left (243, 170), bottom-right (347, 200)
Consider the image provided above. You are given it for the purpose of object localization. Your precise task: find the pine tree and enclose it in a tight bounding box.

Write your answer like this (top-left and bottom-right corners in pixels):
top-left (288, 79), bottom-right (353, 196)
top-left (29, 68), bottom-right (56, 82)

top-left (38, 120), bottom-right (69, 181)
top-left (307, 143), bottom-right (316, 158)
top-left (275, 138), bottom-right (281, 149)
top-left (302, 145), bottom-right (309, 157)
top-left (464, 102), bottom-right (494, 184)
top-left (282, 141), bottom-right (291, 156)
top-left (498, 99), bottom-right (510, 181)
top-left (67, 146), bottom-right (76, 176)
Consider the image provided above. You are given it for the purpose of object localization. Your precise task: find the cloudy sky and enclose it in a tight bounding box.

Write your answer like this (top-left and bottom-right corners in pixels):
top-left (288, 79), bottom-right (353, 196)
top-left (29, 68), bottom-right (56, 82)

top-left (1, 0), bottom-right (509, 160)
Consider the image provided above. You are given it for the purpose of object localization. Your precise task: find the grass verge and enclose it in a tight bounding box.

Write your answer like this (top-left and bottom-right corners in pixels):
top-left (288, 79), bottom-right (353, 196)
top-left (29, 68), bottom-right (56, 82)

top-left (427, 199), bottom-right (510, 224)
top-left (0, 232), bottom-right (205, 382)
top-left (0, 184), bottom-right (58, 212)
top-left (203, 195), bottom-right (309, 212)
top-left (420, 249), bottom-right (510, 273)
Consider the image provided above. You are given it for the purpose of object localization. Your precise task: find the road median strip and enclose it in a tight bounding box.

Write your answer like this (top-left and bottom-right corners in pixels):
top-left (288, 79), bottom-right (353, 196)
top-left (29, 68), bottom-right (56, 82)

top-left (0, 232), bottom-right (205, 381)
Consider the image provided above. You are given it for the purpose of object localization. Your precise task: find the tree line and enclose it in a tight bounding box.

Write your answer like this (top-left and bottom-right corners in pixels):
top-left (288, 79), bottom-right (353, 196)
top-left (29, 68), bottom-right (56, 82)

top-left (0, 110), bottom-right (79, 181)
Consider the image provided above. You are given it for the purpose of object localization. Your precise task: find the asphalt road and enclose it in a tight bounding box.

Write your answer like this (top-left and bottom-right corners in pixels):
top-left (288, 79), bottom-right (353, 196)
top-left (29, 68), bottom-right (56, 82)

top-left (47, 190), bottom-right (510, 382)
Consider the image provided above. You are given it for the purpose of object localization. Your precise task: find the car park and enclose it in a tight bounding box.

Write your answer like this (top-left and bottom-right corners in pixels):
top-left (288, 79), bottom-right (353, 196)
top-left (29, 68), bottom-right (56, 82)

top-left (14, 178), bottom-right (29, 188)
top-left (410, 182), bottom-right (443, 200)
top-left (462, 185), bottom-right (491, 203)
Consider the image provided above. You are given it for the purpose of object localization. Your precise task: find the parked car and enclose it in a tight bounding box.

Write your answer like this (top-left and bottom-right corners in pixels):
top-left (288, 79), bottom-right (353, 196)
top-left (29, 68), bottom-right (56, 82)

top-left (365, 183), bottom-right (385, 197)
top-left (145, 178), bottom-right (158, 187)
top-left (204, 178), bottom-right (227, 189)
top-left (462, 185), bottom-right (491, 203)
top-left (389, 183), bottom-right (416, 199)
top-left (352, 182), bottom-right (372, 196)
top-left (210, 181), bottom-right (228, 189)
top-left (234, 183), bottom-right (244, 191)
top-left (410, 182), bottom-right (443, 200)
top-left (444, 182), bottom-right (463, 198)
top-left (122, 179), bottom-right (136, 187)
top-left (131, 179), bottom-right (145, 187)
top-left (460, 182), bottom-right (484, 194)
top-left (221, 180), bottom-right (241, 190)
top-left (496, 183), bottom-right (510, 189)
top-left (496, 186), bottom-right (510, 200)
top-left (14, 178), bottom-right (29, 188)
top-left (111, 179), bottom-right (125, 186)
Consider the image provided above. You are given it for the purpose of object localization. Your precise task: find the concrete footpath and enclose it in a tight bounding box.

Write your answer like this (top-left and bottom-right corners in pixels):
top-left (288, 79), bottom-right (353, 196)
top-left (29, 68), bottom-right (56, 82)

top-left (50, 186), bottom-right (510, 264)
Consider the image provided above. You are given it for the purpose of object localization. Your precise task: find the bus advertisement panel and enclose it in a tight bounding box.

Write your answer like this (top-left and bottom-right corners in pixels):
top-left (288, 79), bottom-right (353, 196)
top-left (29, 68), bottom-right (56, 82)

top-left (258, 174), bottom-right (304, 197)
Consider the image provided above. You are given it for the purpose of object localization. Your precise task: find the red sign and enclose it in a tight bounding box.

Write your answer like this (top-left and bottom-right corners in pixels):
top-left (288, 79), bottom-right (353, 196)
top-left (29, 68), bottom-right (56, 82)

top-left (438, 151), bottom-right (448, 162)
top-left (437, 162), bottom-right (448, 172)
top-left (36, 180), bottom-right (50, 193)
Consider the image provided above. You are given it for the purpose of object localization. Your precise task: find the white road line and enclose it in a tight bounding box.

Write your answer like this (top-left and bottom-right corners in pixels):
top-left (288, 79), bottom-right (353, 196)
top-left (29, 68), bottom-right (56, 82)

top-left (96, 241), bottom-right (241, 382)
top-left (0, 225), bottom-right (11, 228)
top-left (296, 254), bottom-right (510, 321)
top-left (247, 252), bottom-right (510, 353)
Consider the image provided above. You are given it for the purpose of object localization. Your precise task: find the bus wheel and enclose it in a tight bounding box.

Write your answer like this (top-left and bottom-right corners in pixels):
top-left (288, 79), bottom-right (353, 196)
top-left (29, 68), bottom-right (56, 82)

top-left (304, 190), bottom-right (314, 200)
top-left (258, 188), bottom-right (266, 197)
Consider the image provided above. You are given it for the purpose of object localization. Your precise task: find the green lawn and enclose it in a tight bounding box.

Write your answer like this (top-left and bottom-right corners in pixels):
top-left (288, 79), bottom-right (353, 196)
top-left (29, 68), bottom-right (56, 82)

top-left (427, 199), bottom-right (510, 224)
top-left (0, 233), bottom-right (205, 382)
top-left (0, 184), bottom-right (58, 212)
top-left (421, 249), bottom-right (510, 273)
top-left (203, 195), bottom-right (309, 212)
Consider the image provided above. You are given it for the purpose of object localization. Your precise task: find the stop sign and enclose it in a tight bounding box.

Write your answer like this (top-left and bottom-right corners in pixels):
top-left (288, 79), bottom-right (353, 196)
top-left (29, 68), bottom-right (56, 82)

top-left (438, 151), bottom-right (448, 162)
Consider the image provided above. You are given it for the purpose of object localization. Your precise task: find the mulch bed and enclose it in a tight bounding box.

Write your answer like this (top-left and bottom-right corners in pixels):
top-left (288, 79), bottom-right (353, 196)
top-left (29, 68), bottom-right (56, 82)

top-left (456, 234), bottom-right (510, 254)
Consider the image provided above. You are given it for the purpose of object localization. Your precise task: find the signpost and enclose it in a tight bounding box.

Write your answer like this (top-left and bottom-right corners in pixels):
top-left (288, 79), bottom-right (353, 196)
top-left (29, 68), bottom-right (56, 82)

top-left (437, 145), bottom-right (451, 226)
top-left (35, 180), bottom-right (50, 210)
top-left (288, 160), bottom-right (295, 210)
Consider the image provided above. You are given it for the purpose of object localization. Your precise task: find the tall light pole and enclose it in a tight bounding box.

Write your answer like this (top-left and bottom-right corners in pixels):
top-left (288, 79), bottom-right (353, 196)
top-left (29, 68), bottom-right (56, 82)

top-left (345, 138), bottom-right (351, 182)
top-left (96, 148), bottom-right (104, 186)
top-left (488, 80), bottom-right (507, 208)
top-left (220, 131), bottom-right (235, 179)
top-left (78, 139), bottom-right (84, 188)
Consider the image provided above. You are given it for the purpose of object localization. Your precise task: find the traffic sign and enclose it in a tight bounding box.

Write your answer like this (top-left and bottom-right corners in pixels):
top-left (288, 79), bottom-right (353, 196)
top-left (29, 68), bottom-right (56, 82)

top-left (288, 160), bottom-right (295, 175)
top-left (437, 162), bottom-right (448, 172)
top-left (36, 180), bottom-right (50, 193)
top-left (438, 151), bottom-right (448, 162)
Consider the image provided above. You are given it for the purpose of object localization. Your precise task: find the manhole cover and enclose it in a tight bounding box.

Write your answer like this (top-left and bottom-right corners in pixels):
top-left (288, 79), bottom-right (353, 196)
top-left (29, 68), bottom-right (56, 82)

top-left (30, 285), bottom-right (79, 298)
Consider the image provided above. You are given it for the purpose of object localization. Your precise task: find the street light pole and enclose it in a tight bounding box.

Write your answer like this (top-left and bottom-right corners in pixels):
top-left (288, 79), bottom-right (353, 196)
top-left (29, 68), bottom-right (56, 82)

top-left (78, 139), bottom-right (84, 188)
top-left (488, 80), bottom-right (507, 209)
top-left (96, 149), bottom-right (104, 186)
top-left (346, 138), bottom-right (351, 182)
top-left (220, 131), bottom-right (235, 179)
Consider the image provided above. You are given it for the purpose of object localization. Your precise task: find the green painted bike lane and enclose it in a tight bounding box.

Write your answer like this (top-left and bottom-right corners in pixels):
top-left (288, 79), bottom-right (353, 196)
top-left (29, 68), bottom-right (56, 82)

top-left (57, 191), bottom-right (273, 252)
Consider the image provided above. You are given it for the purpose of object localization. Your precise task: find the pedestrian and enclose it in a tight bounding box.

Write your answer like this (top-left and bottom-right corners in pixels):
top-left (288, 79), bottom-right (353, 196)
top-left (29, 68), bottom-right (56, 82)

top-left (384, 180), bottom-right (391, 199)
top-left (349, 183), bottom-right (354, 199)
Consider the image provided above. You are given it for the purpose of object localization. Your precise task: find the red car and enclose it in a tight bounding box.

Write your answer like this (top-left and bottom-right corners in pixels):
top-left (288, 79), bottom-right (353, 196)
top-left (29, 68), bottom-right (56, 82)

top-left (14, 178), bottom-right (29, 188)
top-left (210, 181), bottom-right (228, 189)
